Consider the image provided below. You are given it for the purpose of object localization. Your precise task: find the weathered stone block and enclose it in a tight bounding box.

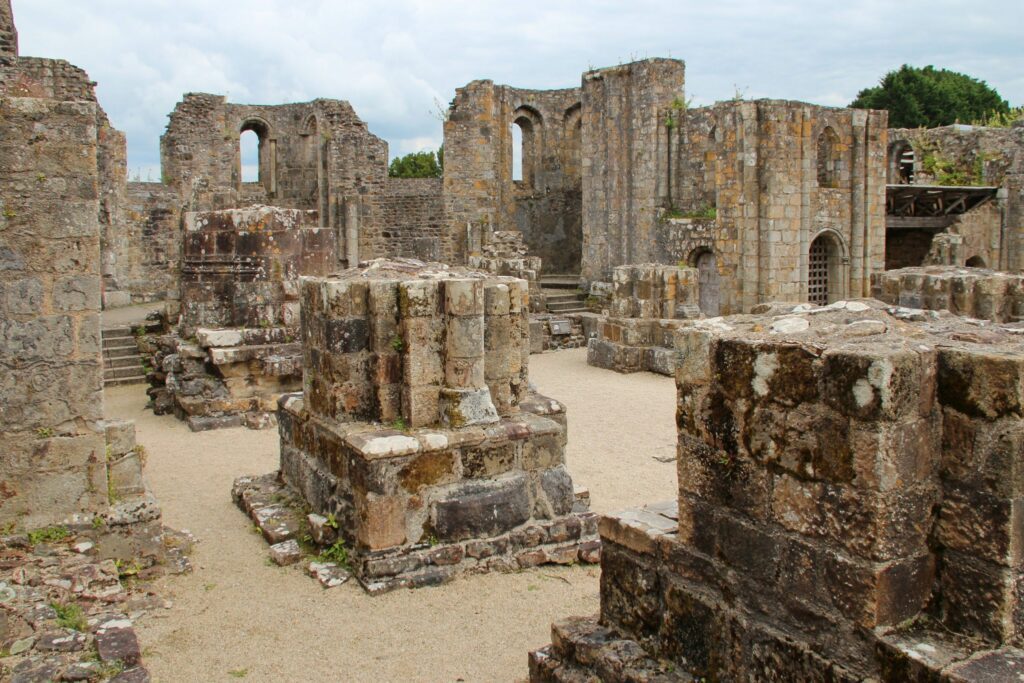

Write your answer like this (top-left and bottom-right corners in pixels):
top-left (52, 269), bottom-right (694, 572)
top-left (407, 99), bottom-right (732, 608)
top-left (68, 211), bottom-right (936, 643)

top-left (938, 347), bottom-right (1024, 420)
top-left (432, 474), bottom-right (530, 542)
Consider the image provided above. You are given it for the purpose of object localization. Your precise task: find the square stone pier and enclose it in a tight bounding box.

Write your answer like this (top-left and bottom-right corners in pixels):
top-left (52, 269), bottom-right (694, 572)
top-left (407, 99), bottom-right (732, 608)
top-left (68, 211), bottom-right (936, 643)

top-left (279, 260), bottom-right (598, 593)
top-left (533, 301), bottom-right (1024, 681)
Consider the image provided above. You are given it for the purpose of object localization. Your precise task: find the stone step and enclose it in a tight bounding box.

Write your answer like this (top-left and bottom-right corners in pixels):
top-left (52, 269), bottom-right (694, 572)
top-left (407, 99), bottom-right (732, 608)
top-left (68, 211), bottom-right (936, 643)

top-left (540, 275), bottom-right (581, 289)
top-left (103, 345), bottom-right (140, 359)
top-left (104, 375), bottom-right (147, 387)
top-left (105, 365), bottom-right (147, 380)
top-left (543, 293), bottom-right (584, 304)
top-left (547, 301), bottom-right (588, 313)
top-left (105, 355), bottom-right (144, 370)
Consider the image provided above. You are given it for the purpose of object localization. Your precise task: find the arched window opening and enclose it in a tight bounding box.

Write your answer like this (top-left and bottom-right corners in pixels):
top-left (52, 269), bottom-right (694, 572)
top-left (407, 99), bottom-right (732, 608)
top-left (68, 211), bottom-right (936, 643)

top-left (888, 141), bottom-right (915, 184)
top-left (817, 126), bottom-right (840, 188)
top-left (512, 121), bottom-right (525, 182)
top-left (966, 255), bottom-right (987, 268)
top-left (809, 233), bottom-right (842, 305)
top-left (511, 106), bottom-right (542, 190)
top-left (704, 126), bottom-right (718, 208)
top-left (240, 129), bottom-right (260, 183)
top-left (563, 103), bottom-right (582, 181)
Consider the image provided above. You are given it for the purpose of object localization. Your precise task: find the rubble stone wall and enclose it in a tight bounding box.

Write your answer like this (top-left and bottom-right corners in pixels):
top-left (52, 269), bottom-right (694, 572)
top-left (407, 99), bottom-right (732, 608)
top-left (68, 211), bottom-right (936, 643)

top-left (0, 40), bottom-right (108, 527)
top-left (360, 177), bottom-right (448, 262)
top-left (872, 265), bottom-right (1024, 322)
top-left (445, 81), bottom-right (583, 273)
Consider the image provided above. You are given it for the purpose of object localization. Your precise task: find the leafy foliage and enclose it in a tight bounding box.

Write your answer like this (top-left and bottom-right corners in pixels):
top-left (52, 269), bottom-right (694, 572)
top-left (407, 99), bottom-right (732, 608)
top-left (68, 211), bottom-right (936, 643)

top-left (851, 65), bottom-right (1010, 129)
top-left (318, 539), bottom-right (350, 568)
top-left (388, 148), bottom-right (443, 178)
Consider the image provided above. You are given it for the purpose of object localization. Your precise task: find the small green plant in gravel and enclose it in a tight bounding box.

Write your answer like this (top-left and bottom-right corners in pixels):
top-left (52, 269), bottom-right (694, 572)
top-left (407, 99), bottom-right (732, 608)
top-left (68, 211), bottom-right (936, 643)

top-left (27, 525), bottom-right (70, 545)
top-left (52, 601), bottom-right (88, 631)
top-left (318, 539), bottom-right (350, 568)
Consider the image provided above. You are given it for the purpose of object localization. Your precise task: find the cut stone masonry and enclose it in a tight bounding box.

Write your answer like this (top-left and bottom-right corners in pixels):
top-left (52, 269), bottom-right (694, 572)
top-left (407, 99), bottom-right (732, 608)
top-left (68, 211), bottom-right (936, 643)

top-left (534, 301), bottom-right (1024, 681)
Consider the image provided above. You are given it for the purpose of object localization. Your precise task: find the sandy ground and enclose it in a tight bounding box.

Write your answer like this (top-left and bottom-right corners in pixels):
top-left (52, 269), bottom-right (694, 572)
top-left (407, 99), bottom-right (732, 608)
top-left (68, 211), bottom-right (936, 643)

top-left (104, 348), bottom-right (677, 683)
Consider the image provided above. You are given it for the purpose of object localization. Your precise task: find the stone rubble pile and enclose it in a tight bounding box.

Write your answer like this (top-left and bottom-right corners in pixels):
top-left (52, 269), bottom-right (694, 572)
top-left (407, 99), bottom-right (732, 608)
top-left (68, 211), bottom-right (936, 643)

top-left (0, 524), bottom-right (192, 683)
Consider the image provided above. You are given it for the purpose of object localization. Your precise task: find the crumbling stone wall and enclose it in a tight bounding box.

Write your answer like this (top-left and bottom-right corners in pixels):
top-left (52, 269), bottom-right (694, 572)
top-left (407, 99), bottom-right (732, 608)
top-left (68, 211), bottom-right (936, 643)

top-left (144, 206), bottom-right (337, 431)
top-left (445, 81), bottom-right (583, 273)
top-left (278, 259), bottom-right (598, 592)
top-left (533, 302), bottom-right (1024, 681)
top-left (889, 124), bottom-right (1023, 271)
top-left (161, 95), bottom-right (388, 266)
top-left (873, 265), bottom-right (1024, 322)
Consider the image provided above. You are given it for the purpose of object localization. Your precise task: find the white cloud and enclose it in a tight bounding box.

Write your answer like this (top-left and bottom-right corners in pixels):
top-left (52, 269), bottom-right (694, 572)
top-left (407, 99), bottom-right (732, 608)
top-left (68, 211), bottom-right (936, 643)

top-left (12, 0), bottom-right (1024, 171)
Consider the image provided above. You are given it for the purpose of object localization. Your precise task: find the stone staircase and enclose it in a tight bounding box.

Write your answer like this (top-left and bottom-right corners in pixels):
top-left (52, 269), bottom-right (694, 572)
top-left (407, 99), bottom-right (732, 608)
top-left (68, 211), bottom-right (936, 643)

top-left (541, 274), bottom-right (587, 314)
top-left (102, 327), bottom-right (147, 386)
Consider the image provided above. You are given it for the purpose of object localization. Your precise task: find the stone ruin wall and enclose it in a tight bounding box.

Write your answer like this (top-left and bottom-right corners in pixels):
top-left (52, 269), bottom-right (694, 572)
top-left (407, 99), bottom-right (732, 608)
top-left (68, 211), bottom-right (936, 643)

top-left (581, 59), bottom-right (683, 284)
top-left (661, 100), bottom-right (888, 315)
top-left (444, 81), bottom-right (583, 275)
top-left (143, 206), bottom-right (337, 431)
top-left (0, 13), bottom-right (152, 528)
top-left (534, 303), bottom-right (1024, 680)
top-left (360, 177), bottom-right (450, 262)
top-left (889, 124), bottom-right (1024, 272)
top-left (873, 265), bottom-right (1024, 322)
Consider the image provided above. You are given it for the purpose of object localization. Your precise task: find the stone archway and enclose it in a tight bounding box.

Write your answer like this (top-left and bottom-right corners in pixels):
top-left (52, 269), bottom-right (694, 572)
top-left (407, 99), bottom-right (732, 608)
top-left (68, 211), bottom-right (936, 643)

top-left (808, 232), bottom-right (846, 305)
top-left (693, 249), bottom-right (720, 316)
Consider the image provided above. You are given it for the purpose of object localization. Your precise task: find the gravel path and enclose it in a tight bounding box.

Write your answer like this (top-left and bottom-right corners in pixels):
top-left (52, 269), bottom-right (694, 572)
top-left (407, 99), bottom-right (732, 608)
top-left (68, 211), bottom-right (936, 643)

top-left (105, 348), bottom-right (677, 682)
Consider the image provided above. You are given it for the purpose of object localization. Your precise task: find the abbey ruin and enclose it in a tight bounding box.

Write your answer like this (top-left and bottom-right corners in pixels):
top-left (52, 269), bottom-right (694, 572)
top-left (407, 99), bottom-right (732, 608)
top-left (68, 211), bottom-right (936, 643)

top-left (3, 0), bottom-right (1024, 679)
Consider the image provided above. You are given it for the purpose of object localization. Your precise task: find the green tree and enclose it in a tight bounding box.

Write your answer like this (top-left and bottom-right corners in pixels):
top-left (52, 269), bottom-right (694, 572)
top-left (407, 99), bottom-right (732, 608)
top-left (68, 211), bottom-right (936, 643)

top-left (851, 65), bottom-right (1010, 129)
top-left (388, 148), bottom-right (443, 178)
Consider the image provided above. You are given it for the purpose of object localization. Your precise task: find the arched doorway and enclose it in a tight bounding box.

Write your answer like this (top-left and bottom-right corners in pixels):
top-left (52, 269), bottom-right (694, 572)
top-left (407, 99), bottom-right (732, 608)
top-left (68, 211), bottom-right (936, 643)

top-left (808, 233), bottom-right (842, 305)
top-left (692, 249), bottom-right (720, 316)
top-left (966, 255), bottom-right (987, 268)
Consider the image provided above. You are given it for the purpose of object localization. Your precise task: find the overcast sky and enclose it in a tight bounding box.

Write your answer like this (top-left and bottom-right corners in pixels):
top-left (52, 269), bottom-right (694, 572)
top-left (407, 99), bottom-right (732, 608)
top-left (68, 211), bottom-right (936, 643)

top-left (13, 0), bottom-right (1024, 177)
